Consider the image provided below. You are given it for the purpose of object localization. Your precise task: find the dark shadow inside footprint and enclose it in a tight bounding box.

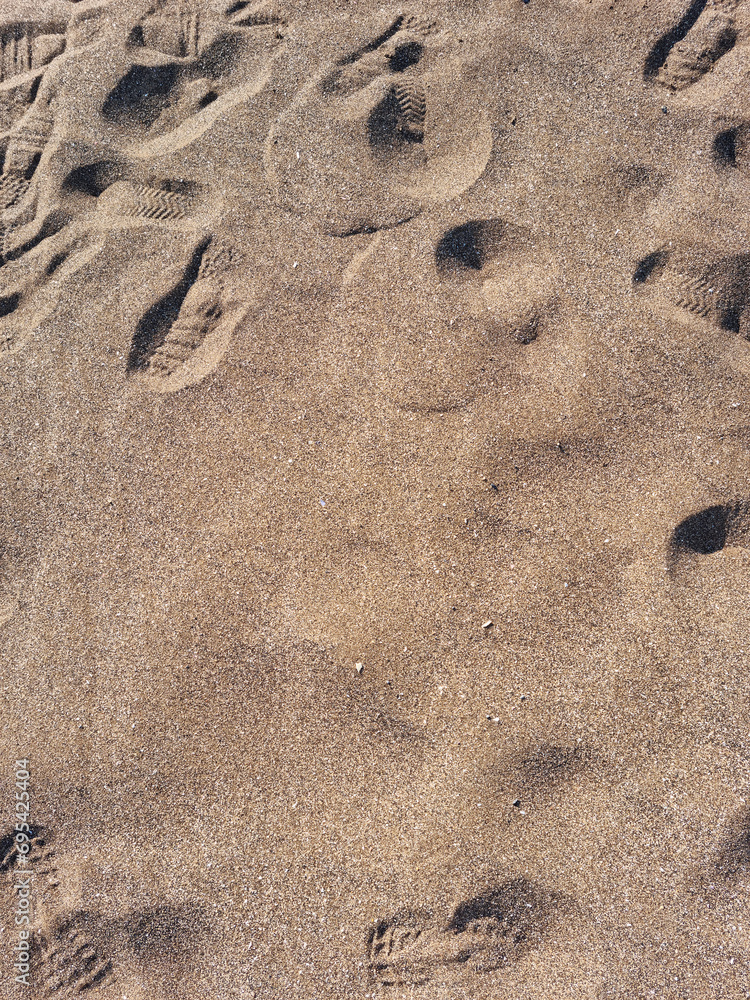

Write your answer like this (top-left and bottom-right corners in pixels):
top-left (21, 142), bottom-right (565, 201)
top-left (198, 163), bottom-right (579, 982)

top-left (668, 501), bottom-right (750, 575)
top-left (436, 220), bottom-right (508, 275)
top-left (367, 878), bottom-right (566, 986)
top-left (0, 291), bottom-right (21, 317)
top-left (632, 249), bottom-right (670, 285)
top-left (3, 209), bottom-right (70, 266)
top-left (127, 24), bottom-right (146, 47)
top-left (672, 505), bottom-right (729, 556)
top-left (714, 128), bottom-right (738, 167)
top-left (718, 808), bottom-right (750, 877)
top-left (28, 75), bottom-right (42, 104)
top-left (389, 41), bottom-right (423, 72)
top-left (643, 0), bottom-right (709, 79)
top-left (703, 256), bottom-right (750, 333)
top-left (448, 878), bottom-right (540, 937)
top-left (63, 160), bottom-right (126, 198)
top-left (368, 89), bottom-right (423, 150)
top-left (102, 64), bottom-right (181, 129)
top-left (127, 238), bottom-right (211, 372)
top-left (196, 33), bottom-right (245, 79)
top-left (24, 152), bottom-right (41, 182)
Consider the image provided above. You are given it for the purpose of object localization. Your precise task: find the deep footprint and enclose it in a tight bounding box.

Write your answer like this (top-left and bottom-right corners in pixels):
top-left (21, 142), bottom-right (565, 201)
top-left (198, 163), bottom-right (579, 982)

top-left (669, 501), bottom-right (750, 575)
top-left (645, 0), bottom-right (738, 91)
top-left (35, 914), bottom-right (114, 997)
top-left (128, 237), bottom-right (248, 391)
top-left (634, 251), bottom-right (750, 337)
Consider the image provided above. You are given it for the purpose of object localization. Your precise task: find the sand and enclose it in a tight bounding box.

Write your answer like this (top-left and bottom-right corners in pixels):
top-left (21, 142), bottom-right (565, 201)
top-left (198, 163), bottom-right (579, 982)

top-left (1, 0), bottom-right (749, 997)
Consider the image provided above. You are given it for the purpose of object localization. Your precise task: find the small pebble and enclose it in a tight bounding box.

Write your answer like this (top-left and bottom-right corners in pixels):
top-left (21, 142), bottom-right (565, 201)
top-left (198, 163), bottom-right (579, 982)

top-left (355, 662), bottom-right (363, 674)
top-left (513, 799), bottom-right (521, 808)
top-left (482, 620), bottom-right (493, 629)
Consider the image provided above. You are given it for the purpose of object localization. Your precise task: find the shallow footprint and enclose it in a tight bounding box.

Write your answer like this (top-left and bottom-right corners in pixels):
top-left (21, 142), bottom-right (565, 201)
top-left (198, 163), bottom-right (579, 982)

top-left (632, 246), bottom-right (750, 339)
top-left (264, 12), bottom-right (492, 235)
top-left (367, 879), bottom-right (565, 987)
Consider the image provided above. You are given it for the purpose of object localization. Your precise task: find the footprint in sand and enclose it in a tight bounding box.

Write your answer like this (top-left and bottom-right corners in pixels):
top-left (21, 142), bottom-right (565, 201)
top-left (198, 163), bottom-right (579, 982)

top-left (0, 0), bottom-right (286, 371)
top-left (666, 500), bottom-right (750, 639)
top-left (103, 0), bottom-right (287, 157)
top-left (645, 0), bottom-right (740, 91)
top-left (0, 823), bottom-right (114, 995)
top-left (34, 915), bottom-right (115, 997)
top-left (0, 1), bottom-right (83, 134)
top-left (346, 212), bottom-right (588, 420)
top-left (264, 11), bottom-right (492, 235)
top-left (632, 245), bottom-right (750, 340)
top-left (127, 234), bottom-right (250, 393)
top-left (668, 500), bottom-right (750, 572)
top-left (366, 878), bottom-right (565, 987)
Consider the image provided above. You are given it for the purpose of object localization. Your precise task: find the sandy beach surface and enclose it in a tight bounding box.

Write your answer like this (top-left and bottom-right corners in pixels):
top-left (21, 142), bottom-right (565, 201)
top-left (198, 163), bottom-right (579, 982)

top-left (1, 1), bottom-right (750, 997)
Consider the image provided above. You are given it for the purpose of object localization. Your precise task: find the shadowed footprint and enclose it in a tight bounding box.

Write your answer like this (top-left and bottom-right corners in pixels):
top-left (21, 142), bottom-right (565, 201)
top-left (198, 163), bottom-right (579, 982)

top-left (346, 213), bottom-right (586, 417)
top-left (103, 0), bottom-right (286, 153)
top-left (668, 501), bottom-right (750, 575)
top-left (366, 878), bottom-right (566, 987)
top-left (633, 248), bottom-right (750, 338)
top-left (645, 0), bottom-right (738, 91)
top-left (33, 913), bottom-right (115, 996)
top-left (128, 235), bottom-right (250, 392)
top-left (264, 12), bottom-right (491, 235)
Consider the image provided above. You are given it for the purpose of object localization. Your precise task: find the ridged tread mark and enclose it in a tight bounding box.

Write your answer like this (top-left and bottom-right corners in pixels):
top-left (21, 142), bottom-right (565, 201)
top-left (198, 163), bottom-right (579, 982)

top-left (145, 237), bottom-right (241, 376)
top-left (368, 920), bottom-right (424, 964)
top-left (128, 237), bottom-right (211, 372)
top-left (39, 922), bottom-right (114, 997)
top-left (0, 32), bottom-right (32, 81)
top-left (147, 293), bottom-right (223, 374)
top-left (671, 270), bottom-right (716, 317)
top-left (366, 880), bottom-right (562, 987)
top-left (0, 22), bottom-right (68, 84)
top-left (195, 237), bottom-right (241, 283)
top-left (108, 183), bottom-right (193, 222)
top-left (178, 4), bottom-right (201, 57)
top-left (393, 81), bottom-right (426, 138)
top-left (0, 173), bottom-right (30, 211)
